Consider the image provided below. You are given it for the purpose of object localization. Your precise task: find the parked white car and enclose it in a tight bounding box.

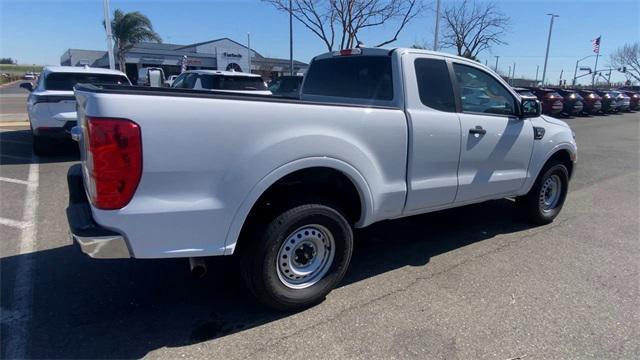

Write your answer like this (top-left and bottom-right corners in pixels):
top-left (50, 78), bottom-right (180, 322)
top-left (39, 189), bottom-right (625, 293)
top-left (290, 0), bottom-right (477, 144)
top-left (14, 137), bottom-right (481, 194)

top-left (69, 48), bottom-right (576, 310)
top-left (21, 66), bottom-right (130, 155)
top-left (171, 69), bottom-right (271, 95)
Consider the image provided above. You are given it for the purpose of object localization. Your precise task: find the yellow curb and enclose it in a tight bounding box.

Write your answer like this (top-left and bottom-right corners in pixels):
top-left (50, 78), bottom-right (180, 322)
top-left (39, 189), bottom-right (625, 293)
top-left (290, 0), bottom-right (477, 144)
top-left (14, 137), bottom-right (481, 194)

top-left (0, 121), bottom-right (30, 127)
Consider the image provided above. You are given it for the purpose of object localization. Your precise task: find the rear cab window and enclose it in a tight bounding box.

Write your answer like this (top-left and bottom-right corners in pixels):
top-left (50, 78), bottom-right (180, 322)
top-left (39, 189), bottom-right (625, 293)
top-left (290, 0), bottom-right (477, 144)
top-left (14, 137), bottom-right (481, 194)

top-left (302, 56), bottom-right (394, 103)
top-left (197, 75), bottom-right (267, 91)
top-left (45, 73), bottom-right (130, 91)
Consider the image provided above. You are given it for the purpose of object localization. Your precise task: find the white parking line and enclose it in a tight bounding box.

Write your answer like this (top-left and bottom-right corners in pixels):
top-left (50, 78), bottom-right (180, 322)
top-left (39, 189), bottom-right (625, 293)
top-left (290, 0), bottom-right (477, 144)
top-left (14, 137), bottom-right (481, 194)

top-left (4, 158), bottom-right (39, 358)
top-left (0, 176), bottom-right (31, 185)
top-left (0, 217), bottom-right (29, 229)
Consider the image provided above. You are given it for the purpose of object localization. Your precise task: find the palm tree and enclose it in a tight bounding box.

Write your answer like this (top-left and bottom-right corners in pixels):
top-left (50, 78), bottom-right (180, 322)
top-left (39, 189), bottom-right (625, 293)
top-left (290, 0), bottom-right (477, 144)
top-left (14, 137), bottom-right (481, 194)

top-left (106, 9), bottom-right (162, 71)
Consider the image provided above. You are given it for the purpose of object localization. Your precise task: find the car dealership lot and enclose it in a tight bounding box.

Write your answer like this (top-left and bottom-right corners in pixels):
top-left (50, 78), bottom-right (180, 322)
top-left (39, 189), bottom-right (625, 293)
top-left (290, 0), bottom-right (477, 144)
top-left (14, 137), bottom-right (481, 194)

top-left (1, 113), bottom-right (638, 358)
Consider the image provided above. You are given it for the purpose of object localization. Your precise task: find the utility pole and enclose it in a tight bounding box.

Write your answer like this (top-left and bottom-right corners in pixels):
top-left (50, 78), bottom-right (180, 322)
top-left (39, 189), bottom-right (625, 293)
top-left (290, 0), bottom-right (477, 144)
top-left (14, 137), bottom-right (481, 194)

top-left (433, 0), bottom-right (441, 51)
top-left (512, 62), bottom-right (516, 81)
top-left (289, 0), bottom-right (294, 75)
top-left (535, 65), bottom-right (539, 84)
top-left (558, 69), bottom-right (563, 86)
top-left (507, 65), bottom-right (511, 83)
top-left (103, 0), bottom-right (115, 70)
top-left (494, 55), bottom-right (500, 72)
top-left (247, 32), bottom-right (251, 72)
top-left (541, 14), bottom-right (559, 86)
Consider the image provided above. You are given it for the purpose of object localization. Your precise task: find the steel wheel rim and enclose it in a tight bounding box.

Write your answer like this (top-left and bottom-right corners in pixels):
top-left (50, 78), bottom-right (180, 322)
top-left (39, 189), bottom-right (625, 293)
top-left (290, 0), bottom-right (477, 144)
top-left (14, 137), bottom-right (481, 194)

top-left (539, 174), bottom-right (562, 213)
top-left (276, 224), bottom-right (335, 289)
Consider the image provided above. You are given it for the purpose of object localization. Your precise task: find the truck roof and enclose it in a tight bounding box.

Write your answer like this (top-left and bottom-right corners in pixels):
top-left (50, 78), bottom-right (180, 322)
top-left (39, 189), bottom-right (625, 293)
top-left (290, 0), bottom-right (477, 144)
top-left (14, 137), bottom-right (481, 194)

top-left (44, 65), bottom-right (127, 76)
top-left (312, 47), bottom-right (488, 64)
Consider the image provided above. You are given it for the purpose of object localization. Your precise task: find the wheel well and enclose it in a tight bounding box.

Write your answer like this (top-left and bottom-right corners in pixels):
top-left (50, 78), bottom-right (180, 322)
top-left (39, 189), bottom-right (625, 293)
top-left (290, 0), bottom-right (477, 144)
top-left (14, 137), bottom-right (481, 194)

top-left (236, 167), bottom-right (363, 251)
top-left (546, 150), bottom-right (574, 178)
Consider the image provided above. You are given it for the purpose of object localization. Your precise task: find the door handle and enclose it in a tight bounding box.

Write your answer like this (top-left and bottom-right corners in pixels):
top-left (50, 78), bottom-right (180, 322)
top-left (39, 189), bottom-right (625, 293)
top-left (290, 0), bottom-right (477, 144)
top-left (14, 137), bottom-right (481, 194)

top-left (469, 126), bottom-right (487, 135)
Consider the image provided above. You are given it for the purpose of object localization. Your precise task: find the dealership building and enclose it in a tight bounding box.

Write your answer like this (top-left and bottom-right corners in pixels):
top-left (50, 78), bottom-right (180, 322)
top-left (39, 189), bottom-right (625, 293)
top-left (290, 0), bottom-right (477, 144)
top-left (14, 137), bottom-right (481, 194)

top-left (61, 37), bottom-right (308, 82)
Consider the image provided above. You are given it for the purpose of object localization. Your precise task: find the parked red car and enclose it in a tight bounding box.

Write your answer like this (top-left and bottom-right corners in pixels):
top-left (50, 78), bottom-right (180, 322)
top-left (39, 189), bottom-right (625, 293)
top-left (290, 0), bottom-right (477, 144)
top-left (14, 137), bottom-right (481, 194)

top-left (576, 89), bottom-right (603, 114)
top-left (618, 90), bottom-right (640, 111)
top-left (528, 88), bottom-right (564, 116)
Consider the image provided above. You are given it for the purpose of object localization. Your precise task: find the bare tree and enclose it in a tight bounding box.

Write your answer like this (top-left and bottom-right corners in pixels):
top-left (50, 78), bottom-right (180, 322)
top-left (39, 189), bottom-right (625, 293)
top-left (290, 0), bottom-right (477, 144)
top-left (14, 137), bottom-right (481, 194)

top-left (264, 0), bottom-right (424, 51)
top-left (440, 0), bottom-right (509, 60)
top-left (610, 42), bottom-right (640, 83)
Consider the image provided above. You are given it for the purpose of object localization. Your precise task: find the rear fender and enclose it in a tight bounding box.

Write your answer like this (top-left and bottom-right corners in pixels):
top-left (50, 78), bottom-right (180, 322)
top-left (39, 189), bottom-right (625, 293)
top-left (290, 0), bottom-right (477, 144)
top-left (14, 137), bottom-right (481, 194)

top-left (223, 157), bottom-right (374, 255)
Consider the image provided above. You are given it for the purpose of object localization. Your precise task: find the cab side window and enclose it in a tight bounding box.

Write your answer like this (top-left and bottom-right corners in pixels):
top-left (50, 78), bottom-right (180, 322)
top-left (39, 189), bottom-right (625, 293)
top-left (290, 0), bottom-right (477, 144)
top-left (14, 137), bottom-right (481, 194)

top-left (453, 63), bottom-right (517, 116)
top-left (414, 58), bottom-right (456, 112)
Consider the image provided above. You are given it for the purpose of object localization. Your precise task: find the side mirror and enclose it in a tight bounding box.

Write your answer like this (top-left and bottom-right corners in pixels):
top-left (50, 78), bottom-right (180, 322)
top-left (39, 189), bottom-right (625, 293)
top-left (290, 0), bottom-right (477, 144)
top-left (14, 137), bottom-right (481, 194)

top-left (20, 82), bottom-right (33, 92)
top-left (521, 98), bottom-right (541, 118)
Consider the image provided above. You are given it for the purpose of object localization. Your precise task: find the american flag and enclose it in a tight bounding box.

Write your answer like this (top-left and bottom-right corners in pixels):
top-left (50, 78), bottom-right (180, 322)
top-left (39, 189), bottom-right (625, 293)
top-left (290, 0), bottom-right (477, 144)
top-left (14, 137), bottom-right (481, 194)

top-left (592, 36), bottom-right (601, 54)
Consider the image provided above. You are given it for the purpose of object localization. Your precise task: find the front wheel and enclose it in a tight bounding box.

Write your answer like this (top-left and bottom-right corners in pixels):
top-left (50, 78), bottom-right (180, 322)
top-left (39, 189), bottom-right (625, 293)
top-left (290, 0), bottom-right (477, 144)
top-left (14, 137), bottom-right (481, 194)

top-left (517, 162), bottom-right (569, 225)
top-left (240, 203), bottom-right (353, 311)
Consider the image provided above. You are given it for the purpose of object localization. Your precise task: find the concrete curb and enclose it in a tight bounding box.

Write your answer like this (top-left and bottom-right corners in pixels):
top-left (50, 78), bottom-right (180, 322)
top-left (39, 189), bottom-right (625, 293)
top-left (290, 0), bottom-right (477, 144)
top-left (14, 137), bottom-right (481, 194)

top-left (0, 80), bottom-right (22, 89)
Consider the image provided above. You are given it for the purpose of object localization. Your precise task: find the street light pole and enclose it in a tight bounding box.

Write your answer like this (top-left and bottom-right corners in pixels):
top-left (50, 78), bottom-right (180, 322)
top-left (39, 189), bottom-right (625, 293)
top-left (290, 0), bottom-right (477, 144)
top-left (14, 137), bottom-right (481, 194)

top-left (541, 13), bottom-right (559, 86)
top-left (433, 0), bottom-right (441, 51)
top-left (247, 32), bottom-right (251, 72)
top-left (535, 65), bottom-right (539, 84)
top-left (289, 0), bottom-right (294, 75)
top-left (103, 0), bottom-right (115, 70)
top-left (572, 55), bottom-right (596, 86)
top-left (494, 55), bottom-right (500, 72)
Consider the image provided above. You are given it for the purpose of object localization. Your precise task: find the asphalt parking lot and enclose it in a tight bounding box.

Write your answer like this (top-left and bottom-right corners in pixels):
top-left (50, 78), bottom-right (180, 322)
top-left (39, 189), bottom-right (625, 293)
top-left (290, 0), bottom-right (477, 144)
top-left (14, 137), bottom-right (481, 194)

top-left (1, 112), bottom-right (639, 359)
top-left (0, 81), bottom-right (29, 122)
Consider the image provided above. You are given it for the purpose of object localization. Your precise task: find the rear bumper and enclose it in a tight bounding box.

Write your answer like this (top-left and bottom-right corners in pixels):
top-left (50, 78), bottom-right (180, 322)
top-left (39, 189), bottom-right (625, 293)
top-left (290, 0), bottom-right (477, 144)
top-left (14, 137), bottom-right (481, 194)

top-left (33, 121), bottom-right (76, 139)
top-left (66, 164), bottom-right (131, 259)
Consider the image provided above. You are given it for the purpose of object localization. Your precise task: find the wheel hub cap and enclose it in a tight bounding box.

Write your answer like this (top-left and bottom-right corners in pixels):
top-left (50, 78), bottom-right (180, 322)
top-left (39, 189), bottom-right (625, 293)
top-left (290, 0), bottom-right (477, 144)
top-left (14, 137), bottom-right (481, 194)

top-left (539, 174), bottom-right (562, 212)
top-left (276, 225), bottom-right (335, 289)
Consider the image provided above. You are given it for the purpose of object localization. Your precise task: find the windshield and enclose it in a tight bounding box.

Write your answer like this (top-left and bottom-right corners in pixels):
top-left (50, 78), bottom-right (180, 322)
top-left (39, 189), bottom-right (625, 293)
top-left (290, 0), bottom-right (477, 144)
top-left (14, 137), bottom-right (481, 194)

top-left (198, 75), bottom-right (267, 91)
top-left (45, 73), bottom-right (129, 90)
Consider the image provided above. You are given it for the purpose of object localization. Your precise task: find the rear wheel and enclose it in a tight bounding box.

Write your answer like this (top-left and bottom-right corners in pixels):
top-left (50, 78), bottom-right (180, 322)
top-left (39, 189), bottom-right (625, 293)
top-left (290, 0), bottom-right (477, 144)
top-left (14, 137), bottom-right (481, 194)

top-left (240, 203), bottom-right (353, 311)
top-left (517, 162), bottom-right (569, 225)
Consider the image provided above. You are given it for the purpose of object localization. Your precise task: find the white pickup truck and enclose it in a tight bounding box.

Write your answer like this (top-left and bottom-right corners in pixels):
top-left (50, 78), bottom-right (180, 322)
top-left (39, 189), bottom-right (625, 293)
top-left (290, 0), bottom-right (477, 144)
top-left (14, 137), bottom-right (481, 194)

top-left (67, 48), bottom-right (576, 310)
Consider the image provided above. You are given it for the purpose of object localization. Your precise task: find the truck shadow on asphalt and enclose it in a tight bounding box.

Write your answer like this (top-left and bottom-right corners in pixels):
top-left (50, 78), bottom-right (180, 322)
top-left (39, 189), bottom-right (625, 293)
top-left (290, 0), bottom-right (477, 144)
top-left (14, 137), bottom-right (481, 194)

top-left (0, 129), bottom-right (79, 165)
top-left (1, 198), bottom-right (538, 359)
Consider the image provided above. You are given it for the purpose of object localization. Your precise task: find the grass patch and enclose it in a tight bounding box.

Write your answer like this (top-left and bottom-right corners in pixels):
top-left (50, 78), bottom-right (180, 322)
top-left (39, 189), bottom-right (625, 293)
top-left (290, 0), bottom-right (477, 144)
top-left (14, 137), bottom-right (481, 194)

top-left (0, 64), bottom-right (44, 76)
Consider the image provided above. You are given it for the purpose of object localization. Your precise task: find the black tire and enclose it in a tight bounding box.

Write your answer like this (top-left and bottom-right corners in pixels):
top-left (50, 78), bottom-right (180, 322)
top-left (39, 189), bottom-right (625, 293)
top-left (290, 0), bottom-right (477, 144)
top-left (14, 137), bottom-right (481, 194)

top-left (517, 162), bottom-right (569, 225)
top-left (240, 203), bottom-right (353, 311)
top-left (32, 134), bottom-right (50, 156)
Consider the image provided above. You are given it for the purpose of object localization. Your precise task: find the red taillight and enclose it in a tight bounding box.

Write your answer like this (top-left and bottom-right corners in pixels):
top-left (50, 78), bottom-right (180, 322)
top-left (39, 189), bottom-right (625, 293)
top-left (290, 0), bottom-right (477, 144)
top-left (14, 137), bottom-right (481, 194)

top-left (85, 116), bottom-right (142, 210)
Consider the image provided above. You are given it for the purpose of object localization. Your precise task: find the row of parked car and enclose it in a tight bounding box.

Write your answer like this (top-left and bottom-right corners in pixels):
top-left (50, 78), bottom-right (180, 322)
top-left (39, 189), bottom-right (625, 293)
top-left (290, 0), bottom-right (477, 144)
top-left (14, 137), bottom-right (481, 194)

top-left (514, 86), bottom-right (640, 116)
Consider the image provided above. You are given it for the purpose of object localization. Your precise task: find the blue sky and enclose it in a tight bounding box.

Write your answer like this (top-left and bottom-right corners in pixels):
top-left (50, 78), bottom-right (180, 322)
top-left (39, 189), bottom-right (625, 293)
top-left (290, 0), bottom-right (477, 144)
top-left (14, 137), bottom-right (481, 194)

top-left (1, 0), bottom-right (638, 84)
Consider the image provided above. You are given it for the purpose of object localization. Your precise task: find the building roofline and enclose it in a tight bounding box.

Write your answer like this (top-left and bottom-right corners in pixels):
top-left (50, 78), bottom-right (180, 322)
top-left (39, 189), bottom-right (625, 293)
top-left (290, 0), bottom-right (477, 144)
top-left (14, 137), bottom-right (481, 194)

top-left (175, 37), bottom-right (264, 58)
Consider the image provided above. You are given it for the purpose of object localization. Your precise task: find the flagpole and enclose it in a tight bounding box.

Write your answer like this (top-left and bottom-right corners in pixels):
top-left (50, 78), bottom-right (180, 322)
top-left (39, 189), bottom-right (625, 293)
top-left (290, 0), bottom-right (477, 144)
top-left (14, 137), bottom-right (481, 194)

top-left (592, 35), bottom-right (601, 87)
